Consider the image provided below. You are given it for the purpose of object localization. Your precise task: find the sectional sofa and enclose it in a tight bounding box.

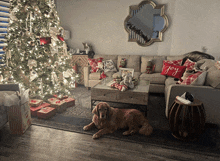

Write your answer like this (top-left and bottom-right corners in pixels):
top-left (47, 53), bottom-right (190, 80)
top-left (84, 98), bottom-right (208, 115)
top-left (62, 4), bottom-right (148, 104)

top-left (84, 52), bottom-right (220, 126)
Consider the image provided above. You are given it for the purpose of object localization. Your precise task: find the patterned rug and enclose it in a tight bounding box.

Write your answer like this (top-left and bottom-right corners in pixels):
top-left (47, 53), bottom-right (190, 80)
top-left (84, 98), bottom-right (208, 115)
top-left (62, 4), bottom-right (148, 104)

top-left (32, 86), bottom-right (220, 157)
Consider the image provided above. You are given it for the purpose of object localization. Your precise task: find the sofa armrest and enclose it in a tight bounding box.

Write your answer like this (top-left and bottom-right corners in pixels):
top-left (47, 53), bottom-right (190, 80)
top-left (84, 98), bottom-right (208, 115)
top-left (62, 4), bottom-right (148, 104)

top-left (84, 66), bottom-right (90, 87)
top-left (165, 84), bottom-right (220, 125)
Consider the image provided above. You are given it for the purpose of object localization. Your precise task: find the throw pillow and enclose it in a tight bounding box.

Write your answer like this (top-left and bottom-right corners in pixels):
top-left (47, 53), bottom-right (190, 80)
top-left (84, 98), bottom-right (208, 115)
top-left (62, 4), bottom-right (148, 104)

top-left (191, 71), bottom-right (207, 86)
top-left (180, 71), bottom-right (203, 85)
top-left (145, 60), bottom-right (156, 74)
top-left (206, 68), bottom-right (220, 88)
top-left (162, 59), bottom-right (183, 71)
top-left (161, 63), bottom-right (186, 79)
top-left (183, 59), bottom-right (196, 70)
top-left (88, 57), bottom-right (103, 73)
top-left (104, 59), bottom-right (117, 73)
top-left (119, 58), bottom-right (126, 68)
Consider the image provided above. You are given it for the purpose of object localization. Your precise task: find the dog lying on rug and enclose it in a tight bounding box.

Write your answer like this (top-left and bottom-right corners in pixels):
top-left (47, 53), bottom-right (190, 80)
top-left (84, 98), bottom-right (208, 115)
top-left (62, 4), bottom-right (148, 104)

top-left (83, 102), bottom-right (153, 139)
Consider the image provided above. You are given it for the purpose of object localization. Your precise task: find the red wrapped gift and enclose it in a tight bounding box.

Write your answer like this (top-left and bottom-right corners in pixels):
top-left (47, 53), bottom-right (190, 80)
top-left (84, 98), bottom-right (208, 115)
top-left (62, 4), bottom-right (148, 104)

top-left (51, 100), bottom-right (67, 113)
top-left (48, 97), bottom-right (59, 104)
top-left (37, 107), bottom-right (56, 119)
top-left (29, 99), bottom-right (43, 107)
top-left (30, 103), bottom-right (51, 117)
top-left (63, 97), bottom-right (75, 108)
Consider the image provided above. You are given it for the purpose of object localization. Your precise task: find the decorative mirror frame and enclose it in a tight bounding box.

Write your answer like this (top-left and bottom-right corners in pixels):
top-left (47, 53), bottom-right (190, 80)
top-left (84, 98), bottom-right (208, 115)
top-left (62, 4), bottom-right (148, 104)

top-left (124, 0), bottom-right (169, 47)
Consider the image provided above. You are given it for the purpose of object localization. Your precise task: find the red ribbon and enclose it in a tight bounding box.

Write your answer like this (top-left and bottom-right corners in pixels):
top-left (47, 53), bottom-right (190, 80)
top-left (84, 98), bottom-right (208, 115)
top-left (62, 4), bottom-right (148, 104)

top-left (56, 101), bottom-right (61, 104)
top-left (31, 100), bottom-right (37, 103)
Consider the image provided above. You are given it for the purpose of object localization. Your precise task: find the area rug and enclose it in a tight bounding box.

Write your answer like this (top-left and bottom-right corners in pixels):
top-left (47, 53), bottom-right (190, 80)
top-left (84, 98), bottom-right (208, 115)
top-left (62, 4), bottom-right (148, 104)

top-left (32, 86), bottom-right (220, 157)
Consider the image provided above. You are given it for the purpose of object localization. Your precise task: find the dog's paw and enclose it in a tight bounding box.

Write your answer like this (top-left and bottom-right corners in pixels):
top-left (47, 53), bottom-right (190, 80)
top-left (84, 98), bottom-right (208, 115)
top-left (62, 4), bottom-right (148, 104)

top-left (123, 131), bottom-right (130, 136)
top-left (92, 134), bottom-right (99, 139)
top-left (83, 126), bottom-right (89, 131)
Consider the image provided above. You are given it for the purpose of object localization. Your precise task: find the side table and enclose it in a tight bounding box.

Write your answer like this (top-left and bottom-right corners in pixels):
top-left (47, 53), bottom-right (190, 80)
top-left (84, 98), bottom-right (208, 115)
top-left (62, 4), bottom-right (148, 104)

top-left (168, 99), bottom-right (206, 141)
top-left (72, 55), bottom-right (88, 85)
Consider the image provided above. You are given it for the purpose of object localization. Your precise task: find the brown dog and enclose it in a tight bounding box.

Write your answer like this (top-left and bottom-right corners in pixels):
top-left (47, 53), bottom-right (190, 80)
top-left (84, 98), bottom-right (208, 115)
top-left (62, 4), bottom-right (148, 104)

top-left (83, 102), bottom-right (153, 139)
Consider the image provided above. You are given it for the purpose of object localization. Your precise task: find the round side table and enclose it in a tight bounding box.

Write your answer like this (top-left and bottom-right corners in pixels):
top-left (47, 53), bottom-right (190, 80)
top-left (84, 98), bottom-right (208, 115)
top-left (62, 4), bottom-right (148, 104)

top-left (168, 99), bottom-right (206, 141)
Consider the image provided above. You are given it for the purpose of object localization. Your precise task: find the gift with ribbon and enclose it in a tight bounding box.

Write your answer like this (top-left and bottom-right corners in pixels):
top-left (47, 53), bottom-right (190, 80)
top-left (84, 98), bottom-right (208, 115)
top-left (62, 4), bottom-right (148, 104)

top-left (50, 100), bottom-right (67, 113)
top-left (37, 107), bottom-right (56, 119)
top-left (29, 99), bottom-right (43, 107)
top-left (63, 97), bottom-right (75, 108)
top-left (30, 103), bottom-right (51, 117)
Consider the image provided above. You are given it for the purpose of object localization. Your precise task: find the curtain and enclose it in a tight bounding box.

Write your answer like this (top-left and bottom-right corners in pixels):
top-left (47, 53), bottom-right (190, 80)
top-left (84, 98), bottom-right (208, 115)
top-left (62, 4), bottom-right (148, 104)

top-left (0, 0), bottom-right (10, 66)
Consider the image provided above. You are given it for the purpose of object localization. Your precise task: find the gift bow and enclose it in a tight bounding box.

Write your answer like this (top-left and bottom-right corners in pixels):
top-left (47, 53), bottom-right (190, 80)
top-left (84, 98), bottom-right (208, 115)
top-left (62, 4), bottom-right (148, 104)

top-left (31, 100), bottom-right (37, 103)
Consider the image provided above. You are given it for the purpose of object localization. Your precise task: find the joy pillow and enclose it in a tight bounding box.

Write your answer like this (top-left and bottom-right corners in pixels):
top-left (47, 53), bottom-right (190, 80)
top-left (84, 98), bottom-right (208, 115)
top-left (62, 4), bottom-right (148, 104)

top-left (161, 63), bottom-right (186, 79)
top-left (162, 59), bottom-right (183, 71)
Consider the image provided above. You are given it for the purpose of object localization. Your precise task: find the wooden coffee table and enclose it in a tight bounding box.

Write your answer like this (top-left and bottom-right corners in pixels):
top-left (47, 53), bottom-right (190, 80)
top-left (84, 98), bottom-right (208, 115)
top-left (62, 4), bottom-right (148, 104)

top-left (91, 77), bottom-right (150, 115)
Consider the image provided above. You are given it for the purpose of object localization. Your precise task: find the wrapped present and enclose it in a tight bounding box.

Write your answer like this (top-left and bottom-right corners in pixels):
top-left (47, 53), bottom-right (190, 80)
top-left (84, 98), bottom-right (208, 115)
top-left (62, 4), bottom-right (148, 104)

top-left (51, 100), bottom-right (67, 113)
top-left (5, 90), bottom-right (31, 135)
top-left (30, 103), bottom-right (51, 117)
top-left (53, 94), bottom-right (68, 100)
top-left (63, 97), bottom-right (75, 108)
top-left (48, 97), bottom-right (59, 104)
top-left (29, 99), bottom-right (43, 107)
top-left (37, 107), bottom-right (56, 119)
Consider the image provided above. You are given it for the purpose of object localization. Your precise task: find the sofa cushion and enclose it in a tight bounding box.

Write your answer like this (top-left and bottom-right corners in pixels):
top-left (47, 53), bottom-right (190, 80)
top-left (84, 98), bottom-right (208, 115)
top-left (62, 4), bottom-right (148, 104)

top-left (199, 59), bottom-right (216, 70)
top-left (139, 73), bottom-right (166, 84)
top-left (117, 55), bottom-right (140, 72)
top-left (205, 66), bottom-right (220, 88)
top-left (89, 72), bottom-right (101, 80)
top-left (141, 56), bottom-right (166, 73)
top-left (165, 77), bottom-right (178, 87)
top-left (166, 55), bottom-right (185, 61)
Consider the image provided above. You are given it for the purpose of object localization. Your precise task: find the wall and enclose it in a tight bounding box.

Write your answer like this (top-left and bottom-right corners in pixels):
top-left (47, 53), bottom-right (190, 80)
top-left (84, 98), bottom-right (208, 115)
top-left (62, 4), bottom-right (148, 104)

top-left (56, 0), bottom-right (220, 59)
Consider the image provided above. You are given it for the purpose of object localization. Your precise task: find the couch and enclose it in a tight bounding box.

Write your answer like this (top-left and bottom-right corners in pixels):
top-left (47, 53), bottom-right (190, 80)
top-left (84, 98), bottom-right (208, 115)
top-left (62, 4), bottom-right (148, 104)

top-left (83, 52), bottom-right (220, 126)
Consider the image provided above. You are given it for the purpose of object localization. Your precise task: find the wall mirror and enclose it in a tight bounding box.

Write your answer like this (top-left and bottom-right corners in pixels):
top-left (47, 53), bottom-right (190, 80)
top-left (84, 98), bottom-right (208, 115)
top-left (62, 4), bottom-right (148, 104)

top-left (124, 0), bottom-right (169, 47)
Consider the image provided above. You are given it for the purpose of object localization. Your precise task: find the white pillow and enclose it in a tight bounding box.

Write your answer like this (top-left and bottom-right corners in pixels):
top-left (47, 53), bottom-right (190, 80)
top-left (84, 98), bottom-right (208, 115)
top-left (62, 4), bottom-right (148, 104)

top-left (191, 71), bottom-right (207, 86)
top-left (104, 60), bottom-right (117, 73)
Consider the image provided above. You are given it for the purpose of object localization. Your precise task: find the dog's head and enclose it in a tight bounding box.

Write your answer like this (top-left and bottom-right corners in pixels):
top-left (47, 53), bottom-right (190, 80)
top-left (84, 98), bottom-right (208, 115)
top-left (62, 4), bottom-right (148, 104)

top-left (92, 102), bottom-right (113, 120)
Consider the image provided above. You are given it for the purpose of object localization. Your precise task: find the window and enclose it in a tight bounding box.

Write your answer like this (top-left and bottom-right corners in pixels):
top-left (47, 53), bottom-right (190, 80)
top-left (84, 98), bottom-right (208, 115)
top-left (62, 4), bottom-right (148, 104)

top-left (0, 0), bottom-right (9, 66)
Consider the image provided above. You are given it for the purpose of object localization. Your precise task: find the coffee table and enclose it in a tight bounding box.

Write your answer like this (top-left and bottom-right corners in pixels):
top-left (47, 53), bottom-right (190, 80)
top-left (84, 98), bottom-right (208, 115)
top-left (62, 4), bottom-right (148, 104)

top-left (91, 77), bottom-right (150, 115)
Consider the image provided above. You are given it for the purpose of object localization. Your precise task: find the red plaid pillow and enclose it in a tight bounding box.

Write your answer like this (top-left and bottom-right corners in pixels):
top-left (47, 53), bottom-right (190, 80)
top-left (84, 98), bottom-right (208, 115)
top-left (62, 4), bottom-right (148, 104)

top-left (163, 59), bottom-right (183, 65)
top-left (183, 59), bottom-right (196, 70)
top-left (88, 57), bottom-right (103, 73)
top-left (161, 63), bottom-right (186, 79)
top-left (180, 71), bottom-right (203, 85)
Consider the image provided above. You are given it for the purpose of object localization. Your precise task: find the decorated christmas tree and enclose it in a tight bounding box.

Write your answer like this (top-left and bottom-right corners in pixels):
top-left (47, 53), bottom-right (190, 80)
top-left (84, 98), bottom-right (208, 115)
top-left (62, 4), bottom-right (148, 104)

top-left (0, 0), bottom-right (79, 99)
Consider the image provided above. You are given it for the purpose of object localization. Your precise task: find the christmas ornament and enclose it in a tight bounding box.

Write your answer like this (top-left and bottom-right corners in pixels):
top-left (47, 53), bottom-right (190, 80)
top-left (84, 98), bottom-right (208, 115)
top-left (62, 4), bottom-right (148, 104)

top-left (57, 35), bottom-right (64, 41)
top-left (28, 59), bottom-right (37, 69)
top-left (40, 37), bottom-right (51, 45)
top-left (30, 70), bottom-right (38, 82)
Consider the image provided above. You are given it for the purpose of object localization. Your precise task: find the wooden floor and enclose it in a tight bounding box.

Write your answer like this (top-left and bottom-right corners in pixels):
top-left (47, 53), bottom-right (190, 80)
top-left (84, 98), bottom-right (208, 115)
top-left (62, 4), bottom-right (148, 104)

top-left (0, 124), bottom-right (219, 161)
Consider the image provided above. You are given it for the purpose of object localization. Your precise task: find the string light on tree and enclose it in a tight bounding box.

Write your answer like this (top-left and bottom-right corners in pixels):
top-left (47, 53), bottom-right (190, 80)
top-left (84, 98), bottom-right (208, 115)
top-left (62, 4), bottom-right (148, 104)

top-left (0, 0), bottom-right (79, 100)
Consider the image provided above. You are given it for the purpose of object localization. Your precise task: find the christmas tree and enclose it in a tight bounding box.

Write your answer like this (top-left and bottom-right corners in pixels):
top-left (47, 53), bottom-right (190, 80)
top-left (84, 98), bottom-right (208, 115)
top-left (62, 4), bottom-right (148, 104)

top-left (0, 0), bottom-right (79, 99)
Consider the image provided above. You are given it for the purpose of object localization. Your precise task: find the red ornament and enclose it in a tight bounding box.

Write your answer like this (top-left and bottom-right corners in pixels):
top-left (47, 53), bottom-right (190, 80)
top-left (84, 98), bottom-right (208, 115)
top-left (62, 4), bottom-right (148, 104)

top-left (40, 37), bottom-right (51, 45)
top-left (57, 35), bottom-right (64, 41)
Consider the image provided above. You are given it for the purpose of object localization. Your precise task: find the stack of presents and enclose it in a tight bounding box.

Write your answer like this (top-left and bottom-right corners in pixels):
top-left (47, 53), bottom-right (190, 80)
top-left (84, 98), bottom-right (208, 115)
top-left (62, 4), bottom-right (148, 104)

top-left (30, 96), bottom-right (75, 119)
